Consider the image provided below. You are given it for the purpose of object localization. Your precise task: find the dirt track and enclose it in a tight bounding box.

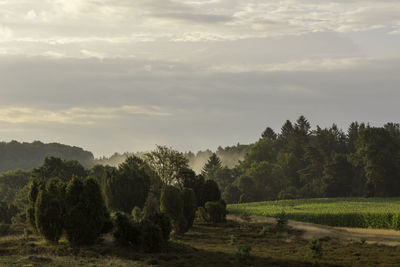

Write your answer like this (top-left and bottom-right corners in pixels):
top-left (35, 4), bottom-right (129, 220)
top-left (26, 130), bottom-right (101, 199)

top-left (228, 214), bottom-right (400, 246)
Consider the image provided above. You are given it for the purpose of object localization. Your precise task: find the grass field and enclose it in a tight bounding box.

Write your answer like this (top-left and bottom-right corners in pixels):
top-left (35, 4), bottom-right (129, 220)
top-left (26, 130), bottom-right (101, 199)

top-left (228, 198), bottom-right (400, 229)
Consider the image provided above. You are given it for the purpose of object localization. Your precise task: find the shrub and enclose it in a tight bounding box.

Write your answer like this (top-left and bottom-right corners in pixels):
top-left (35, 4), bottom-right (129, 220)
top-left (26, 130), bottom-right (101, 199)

top-left (35, 178), bottom-right (65, 243)
top-left (132, 207), bottom-right (143, 223)
top-left (182, 188), bottom-right (197, 231)
top-left (204, 201), bottom-right (226, 223)
top-left (143, 193), bottom-right (160, 217)
top-left (195, 207), bottom-right (208, 223)
top-left (0, 223), bottom-right (10, 236)
top-left (24, 228), bottom-right (32, 238)
top-left (160, 185), bottom-right (185, 234)
top-left (101, 207), bottom-right (114, 234)
top-left (239, 193), bottom-right (249, 204)
top-left (234, 243), bottom-right (254, 267)
top-left (229, 234), bottom-right (238, 246)
top-left (223, 185), bottom-right (241, 204)
top-left (202, 180), bottom-right (221, 205)
top-left (64, 177), bottom-right (106, 246)
top-left (26, 179), bottom-right (45, 231)
top-left (102, 156), bottom-right (150, 213)
top-left (275, 211), bottom-right (288, 231)
top-left (307, 239), bottom-right (323, 259)
top-left (0, 202), bottom-right (18, 224)
top-left (141, 220), bottom-right (164, 252)
top-left (26, 206), bottom-right (36, 231)
top-left (258, 226), bottom-right (272, 237)
top-left (146, 212), bottom-right (171, 241)
top-left (239, 212), bottom-right (251, 223)
top-left (113, 212), bottom-right (142, 246)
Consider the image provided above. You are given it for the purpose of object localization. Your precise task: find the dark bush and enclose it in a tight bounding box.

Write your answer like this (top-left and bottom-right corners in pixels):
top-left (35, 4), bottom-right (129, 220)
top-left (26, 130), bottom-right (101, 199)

top-left (160, 185), bottom-right (185, 234)
top-left (35, 178), bottom-right (65, 243)
top-left (143, 193), bottom-right (160, 218)
top-left (26, 179), bottom-right (45, 230)
top-left (205, 200), bottom-right (226, 223)
top-left (0, 223), bottom-right (10, 236)
top-left (222, 185), bottom-right (241, 204)
top-left (202, 180), bottom-right (221, 205)
top-left (239, 193), bottom-right (250, 203)
top-left (146, 212), bottom-right (171, 241)
top-left (113, 212), bottom-right (141, 246)
top-left (141, 220), bottom-right (164, 252)
top-left (64, 177), bottom-right (106, 246)
top-left (275, 211), bottom-right (288, 232)
top-left (131, 207), bottom-right (143, 223)
top-left (195, 207), bottom-right (208, 223)
top-left (101, 208), bottom-right (114, 234)
top-left (182, 188), bottom-right (197, 232)
top-left (102, 156), bottom-right (150, 213)
top-left (0, 202), bottom-right (18, 224)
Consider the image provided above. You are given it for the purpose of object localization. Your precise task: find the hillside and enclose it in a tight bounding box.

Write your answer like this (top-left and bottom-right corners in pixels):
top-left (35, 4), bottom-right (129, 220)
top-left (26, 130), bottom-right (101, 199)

top-left (0, 141), bottom-right (94, 172)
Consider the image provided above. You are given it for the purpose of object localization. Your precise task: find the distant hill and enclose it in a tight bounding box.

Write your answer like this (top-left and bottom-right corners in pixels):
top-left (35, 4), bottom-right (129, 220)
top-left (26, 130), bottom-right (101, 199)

top-left (0, 140), bottom-right (94, 173)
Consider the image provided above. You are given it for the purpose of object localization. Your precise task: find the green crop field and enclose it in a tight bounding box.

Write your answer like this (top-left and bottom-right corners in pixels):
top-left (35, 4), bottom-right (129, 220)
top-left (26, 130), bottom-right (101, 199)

top-left (228, 198), bottom-right (400, 230)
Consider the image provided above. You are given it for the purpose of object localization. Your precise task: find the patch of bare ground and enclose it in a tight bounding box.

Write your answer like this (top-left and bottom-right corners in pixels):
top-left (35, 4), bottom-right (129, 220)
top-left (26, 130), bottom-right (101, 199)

top-left (229, 214), bottom-right (400, 246)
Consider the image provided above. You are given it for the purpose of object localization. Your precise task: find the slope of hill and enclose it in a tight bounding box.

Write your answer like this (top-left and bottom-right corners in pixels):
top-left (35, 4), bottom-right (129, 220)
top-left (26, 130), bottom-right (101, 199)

top-left (0, 140), bottom-right (94, 172)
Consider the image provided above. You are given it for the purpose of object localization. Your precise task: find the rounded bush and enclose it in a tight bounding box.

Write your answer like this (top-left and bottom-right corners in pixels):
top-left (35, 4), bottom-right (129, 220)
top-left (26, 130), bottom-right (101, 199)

top-left (113, 212), bottom-right (141, 246)
top-left (141, 220), bottom-right (163, 252)
top-left (35, 189), bottom-right (64, 242)
top-left (146, 212), bottom-right (171, 241)
top-left (160, 185), bottom-right (185, 234)
top-left (205, 201), bottom-right (226, 223)
top-left (64, 178), bottom-right (106, 246)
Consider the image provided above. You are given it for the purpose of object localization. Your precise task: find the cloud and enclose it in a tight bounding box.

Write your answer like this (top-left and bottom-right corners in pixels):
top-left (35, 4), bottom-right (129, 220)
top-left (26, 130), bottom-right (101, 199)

top-left (0, 0), bottom-right (399, 56)
top-left (208, 57), bottom-right (364, 73)
top-left (0, 105), bottom-right (171, 125)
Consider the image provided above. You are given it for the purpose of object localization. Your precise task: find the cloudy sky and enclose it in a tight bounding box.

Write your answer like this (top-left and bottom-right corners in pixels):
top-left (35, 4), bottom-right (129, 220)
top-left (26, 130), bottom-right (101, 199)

top-left (0, 0), bottom-right (400, 156)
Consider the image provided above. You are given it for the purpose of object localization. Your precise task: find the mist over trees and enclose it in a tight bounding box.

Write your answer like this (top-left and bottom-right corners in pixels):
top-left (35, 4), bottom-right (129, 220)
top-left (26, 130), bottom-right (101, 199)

top-left (93, 144), bottom-right (249, 174)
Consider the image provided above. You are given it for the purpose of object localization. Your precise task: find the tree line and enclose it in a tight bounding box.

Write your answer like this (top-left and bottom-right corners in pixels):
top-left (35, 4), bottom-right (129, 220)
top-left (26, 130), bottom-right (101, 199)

top-left (203, 116), bottom-right (400, 203)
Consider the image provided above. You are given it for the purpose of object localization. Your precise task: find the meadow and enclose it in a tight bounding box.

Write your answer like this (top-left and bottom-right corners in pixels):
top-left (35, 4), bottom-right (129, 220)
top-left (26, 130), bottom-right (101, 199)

top-left (228, 198), bottom-right (400, 229)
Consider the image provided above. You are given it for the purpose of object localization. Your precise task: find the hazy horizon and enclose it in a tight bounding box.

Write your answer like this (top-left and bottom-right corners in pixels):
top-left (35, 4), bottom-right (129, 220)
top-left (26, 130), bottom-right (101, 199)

top-left (1, 0), bottom-right (399, 157)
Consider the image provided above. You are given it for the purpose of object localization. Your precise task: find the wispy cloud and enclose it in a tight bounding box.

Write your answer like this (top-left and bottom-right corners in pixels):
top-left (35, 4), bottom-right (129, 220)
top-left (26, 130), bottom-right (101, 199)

top-left (0, 105), bottom-right (171, 125)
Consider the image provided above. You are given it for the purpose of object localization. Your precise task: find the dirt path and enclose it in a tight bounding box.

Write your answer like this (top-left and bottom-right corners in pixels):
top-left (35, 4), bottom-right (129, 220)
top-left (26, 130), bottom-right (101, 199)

top-left (228, 214), bottom-right (400, 246)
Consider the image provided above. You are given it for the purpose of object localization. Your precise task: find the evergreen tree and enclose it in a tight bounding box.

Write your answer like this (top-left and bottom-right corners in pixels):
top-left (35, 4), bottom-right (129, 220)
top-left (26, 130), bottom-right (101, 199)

top-left (182, 188), bottom-right (197, 231)
top-left (323, 153), bottom-right (354, 197)
top-left (160, 185), bottom-right (185, 234)
top-left (35, 178), bottom-right (65, 243)
top-left (65, 177), bottom-right (106, 245)
top-left (201, 153), bottom-right (222, 177)
top-left (102, 156), bottom-right (150, 212)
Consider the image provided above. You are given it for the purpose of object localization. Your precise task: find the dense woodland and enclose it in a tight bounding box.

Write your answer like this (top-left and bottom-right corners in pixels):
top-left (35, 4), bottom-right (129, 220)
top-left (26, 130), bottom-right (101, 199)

top-left (208, 116), bottom-right (400, 203)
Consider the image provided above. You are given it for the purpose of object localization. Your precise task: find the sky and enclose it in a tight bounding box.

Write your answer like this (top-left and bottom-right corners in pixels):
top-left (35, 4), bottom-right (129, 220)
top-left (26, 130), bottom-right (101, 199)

top-left (0, 0), bottom-right (400, 157)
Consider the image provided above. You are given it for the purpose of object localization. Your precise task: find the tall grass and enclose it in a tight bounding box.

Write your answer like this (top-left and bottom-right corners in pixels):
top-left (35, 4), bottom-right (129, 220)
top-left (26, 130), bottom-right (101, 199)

top-left (227, 198), bottom-right (400, 230)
